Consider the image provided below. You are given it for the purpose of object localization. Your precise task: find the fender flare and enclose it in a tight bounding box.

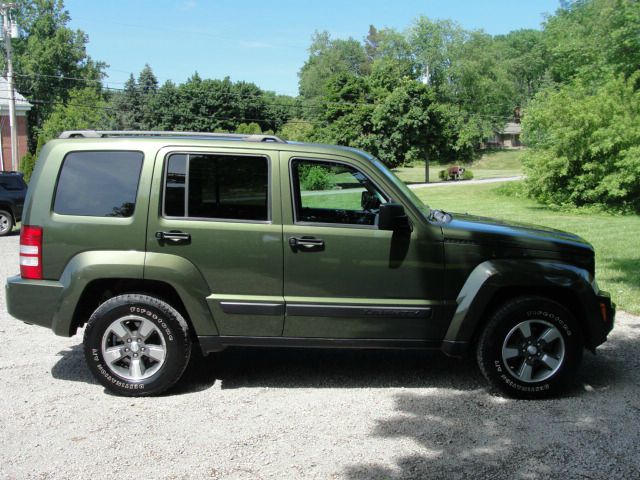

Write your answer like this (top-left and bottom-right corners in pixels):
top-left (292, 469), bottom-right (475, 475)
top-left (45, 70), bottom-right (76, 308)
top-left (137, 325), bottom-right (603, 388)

top-left (52, 250), bottom-right (218, 336)
top-left (441, 259), bottom-right (598, 356)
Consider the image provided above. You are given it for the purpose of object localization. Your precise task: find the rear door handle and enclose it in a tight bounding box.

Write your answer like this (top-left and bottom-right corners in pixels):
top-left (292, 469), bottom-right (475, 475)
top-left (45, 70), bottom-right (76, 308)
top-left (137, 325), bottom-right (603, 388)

top-left (156, 231), bottom-right (191, 244)
top-left (289, 236), bottom-right (324, 251)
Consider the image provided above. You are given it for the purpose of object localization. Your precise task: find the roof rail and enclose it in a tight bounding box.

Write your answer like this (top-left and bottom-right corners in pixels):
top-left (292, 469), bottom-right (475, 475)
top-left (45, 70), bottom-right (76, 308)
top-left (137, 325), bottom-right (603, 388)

top-left (58, 130), bottom-right (287, 143)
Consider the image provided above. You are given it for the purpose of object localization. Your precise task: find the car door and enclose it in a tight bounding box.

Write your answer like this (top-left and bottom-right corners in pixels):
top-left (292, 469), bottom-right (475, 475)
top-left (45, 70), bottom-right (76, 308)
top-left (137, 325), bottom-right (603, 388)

top-left (146, 146), bottom-right (284, 336)
top-left (281, 151), bottom-right (447, 340)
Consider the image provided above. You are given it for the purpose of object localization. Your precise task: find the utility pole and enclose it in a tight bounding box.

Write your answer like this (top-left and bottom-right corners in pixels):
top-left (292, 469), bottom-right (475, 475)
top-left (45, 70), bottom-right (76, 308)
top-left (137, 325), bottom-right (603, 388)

top-left (1, 3), bottom-right (18, 172)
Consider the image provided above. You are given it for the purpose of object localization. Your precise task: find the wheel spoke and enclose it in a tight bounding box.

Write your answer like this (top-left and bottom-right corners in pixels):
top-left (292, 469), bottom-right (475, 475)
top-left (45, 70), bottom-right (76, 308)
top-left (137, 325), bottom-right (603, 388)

top-left (502, 347), bottom-right (521, 360)
top-left (129, 358), bottom-right (145, 378)
top-left (103, 346), bottom-right (125, 364)
top-left (538, 327), bottom-right (561, 344)
top-left (109, 321), bottom-right (132, 340)
top-left (137, 319), bottom-right (155, 339)
top-left (540, 354), bottom-right (560, 371)
top-left (518, 362), bottom-right (534, 381)
top-left (145, 345), bottom-right (165, 362)
top-left (517, 321), bottom-right (532, 339)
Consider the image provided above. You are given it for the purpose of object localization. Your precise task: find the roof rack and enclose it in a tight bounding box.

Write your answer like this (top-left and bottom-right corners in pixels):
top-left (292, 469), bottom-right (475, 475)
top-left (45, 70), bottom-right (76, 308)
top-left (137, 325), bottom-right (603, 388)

top-left (58, 130), bottom-right (287, 143)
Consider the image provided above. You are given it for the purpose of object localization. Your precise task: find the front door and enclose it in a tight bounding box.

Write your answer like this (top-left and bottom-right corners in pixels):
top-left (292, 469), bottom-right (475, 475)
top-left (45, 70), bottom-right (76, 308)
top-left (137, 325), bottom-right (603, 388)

top-left (281, 152), bottom-right (446, 340)
top-left (146, 147), bottom-right (284, 336)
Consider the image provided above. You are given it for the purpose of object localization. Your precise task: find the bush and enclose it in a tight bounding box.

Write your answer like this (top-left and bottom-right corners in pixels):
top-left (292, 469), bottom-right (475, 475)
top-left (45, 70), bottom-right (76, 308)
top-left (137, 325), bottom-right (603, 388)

top-left (462, 169), bottom-right (474, 180)
top-left (438, 169), bottom-right (448, 181)
top-left (20, 152), bottom-right (37, 183)
top-left (522, 74), bottom-right (640, 212)
top-left (299, 164), bottom-right (335, 190)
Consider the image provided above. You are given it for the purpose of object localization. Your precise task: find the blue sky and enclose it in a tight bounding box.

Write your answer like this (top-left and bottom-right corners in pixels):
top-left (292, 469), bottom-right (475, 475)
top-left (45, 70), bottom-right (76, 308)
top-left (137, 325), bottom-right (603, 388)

top-left (65, 0), bottom-right (561, 96)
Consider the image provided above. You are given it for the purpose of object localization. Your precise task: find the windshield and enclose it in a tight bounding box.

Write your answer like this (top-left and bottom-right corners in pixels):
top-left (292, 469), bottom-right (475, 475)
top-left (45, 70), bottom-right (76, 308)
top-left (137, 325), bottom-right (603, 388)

top-left (368, 156), bottom-right (431, 217)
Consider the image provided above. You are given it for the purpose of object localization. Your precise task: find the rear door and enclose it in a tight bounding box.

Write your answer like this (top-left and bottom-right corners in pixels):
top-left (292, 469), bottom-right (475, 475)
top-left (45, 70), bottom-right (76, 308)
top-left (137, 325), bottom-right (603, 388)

top-left (146, 146), bottom-right (284, 336)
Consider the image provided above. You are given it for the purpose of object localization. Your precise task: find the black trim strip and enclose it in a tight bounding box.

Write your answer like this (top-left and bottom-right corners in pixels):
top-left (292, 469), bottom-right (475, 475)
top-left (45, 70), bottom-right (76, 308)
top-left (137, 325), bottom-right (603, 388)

top-left (286, 304), bottom-right (432, 319)
top-left (198, 335), bottom-right (441, 353)
top-left (219, 302), bottom-right (285, 316)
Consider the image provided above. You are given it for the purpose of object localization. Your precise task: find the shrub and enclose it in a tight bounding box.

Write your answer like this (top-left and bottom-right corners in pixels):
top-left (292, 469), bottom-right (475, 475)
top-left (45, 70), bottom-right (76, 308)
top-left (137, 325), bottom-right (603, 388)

top-left (438, 169), bottom-right (448, 181)
top-left (20, 152), bottom-right (37, 183)
top-left (462, 169), bottom-right (474, 180)
top-left (299, 164), bottom-right (335, 190)
top-left (522, 73), bottom-right (640, 212)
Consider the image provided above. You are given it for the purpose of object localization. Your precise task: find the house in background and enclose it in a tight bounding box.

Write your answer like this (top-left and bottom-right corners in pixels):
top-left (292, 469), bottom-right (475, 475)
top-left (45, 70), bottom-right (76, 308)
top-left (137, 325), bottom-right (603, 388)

top-left (0, 76), bottom-right (31, 171)
top-left (485, 122), bottom-right (523, 149)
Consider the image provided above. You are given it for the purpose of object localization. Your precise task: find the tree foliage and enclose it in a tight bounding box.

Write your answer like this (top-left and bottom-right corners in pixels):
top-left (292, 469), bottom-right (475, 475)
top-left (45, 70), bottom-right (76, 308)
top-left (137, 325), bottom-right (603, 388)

top-left (6, 0), bottom-right (105, 147)
top-left (522, 0), bottom-right (640, 211)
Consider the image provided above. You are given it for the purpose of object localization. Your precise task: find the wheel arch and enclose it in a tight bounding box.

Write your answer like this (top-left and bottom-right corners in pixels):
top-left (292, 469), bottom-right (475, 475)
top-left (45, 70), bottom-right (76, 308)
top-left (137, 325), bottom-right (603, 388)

top-left (441, 259), bottom-right (601, 356)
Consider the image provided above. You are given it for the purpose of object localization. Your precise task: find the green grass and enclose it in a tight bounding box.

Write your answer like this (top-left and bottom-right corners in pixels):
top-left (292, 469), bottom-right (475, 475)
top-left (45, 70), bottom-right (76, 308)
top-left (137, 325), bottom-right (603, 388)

top-left (394, 149), bottom-right (525, 184)
top-left (414, 182), bottom-right (640, 315)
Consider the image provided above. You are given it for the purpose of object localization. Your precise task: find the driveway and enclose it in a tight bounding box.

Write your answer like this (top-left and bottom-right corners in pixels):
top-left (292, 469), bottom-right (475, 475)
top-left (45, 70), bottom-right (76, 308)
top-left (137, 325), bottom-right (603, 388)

top-left (0, 232), bottom-right (638, 479)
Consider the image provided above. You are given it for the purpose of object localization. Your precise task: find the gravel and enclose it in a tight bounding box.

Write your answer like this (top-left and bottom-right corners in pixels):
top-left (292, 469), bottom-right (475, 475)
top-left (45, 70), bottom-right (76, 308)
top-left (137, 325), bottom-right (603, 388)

top-left (1, 231), bottom-right (639, 479)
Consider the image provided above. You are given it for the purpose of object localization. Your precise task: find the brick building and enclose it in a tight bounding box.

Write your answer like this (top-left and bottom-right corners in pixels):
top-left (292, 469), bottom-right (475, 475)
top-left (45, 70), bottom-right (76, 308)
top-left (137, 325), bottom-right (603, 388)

top-left (0, 76), bottom-right (31, 171)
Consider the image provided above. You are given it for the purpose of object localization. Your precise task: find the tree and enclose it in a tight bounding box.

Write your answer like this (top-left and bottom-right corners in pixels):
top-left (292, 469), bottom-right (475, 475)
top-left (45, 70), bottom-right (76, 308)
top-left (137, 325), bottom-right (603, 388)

top-left (522, 73), bottom-right (640, 211)
top-left (6, 0), bottom-right (105, 148)
top-left (298, 31), bottom-right (369, 99)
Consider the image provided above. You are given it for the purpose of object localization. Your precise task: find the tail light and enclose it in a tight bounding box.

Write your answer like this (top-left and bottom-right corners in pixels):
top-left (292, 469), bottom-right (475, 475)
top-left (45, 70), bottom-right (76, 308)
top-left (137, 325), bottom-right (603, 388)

top-left (20, 225), bottom-right (43, 280)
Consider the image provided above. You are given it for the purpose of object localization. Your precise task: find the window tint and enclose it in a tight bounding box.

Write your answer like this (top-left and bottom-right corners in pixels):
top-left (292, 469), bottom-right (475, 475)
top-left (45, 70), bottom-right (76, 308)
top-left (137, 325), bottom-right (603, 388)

top-left (163, 154), bottom-right (268, 221)
top-left (0, 175), bottom-right (25, 191)
top-left (292, 159), bottom-right (387, 226)
top-left (54, 151), bottom-right (143, 217)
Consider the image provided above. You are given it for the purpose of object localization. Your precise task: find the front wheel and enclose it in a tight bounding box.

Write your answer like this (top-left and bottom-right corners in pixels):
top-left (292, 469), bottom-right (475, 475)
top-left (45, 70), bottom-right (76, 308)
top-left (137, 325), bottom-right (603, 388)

top-left (477, 296), bottom-right (583, 399)
top-left (83, 294), bottom-right (192, 396)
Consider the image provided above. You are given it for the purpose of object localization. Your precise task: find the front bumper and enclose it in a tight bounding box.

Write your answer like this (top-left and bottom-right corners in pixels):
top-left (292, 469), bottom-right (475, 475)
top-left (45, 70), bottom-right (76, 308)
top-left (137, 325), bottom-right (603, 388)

top-left (589, 290), bottom-right (615, 349)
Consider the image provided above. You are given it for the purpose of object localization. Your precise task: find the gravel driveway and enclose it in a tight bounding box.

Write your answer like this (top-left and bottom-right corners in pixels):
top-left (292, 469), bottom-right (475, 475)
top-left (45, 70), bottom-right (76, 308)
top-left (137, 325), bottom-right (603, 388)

top-left (1, 232), bottom-right (639, 479)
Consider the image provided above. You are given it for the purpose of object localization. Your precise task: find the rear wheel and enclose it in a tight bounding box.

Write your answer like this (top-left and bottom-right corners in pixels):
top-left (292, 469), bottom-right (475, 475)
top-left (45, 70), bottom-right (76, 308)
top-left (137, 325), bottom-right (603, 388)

top-left (0, 209), bottom-right (14, 236)
top-left (477, 296), bottom-right (583, 399)
top-left (83, 294), bottom-right (191, 396)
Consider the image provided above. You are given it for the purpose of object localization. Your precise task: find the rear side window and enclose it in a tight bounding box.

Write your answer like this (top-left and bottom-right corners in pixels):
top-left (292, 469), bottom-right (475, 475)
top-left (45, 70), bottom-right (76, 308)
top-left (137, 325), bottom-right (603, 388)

top-left (163, 153), bottom-right (269, 221)
top-left (54, 151), bottom-right (144, 217)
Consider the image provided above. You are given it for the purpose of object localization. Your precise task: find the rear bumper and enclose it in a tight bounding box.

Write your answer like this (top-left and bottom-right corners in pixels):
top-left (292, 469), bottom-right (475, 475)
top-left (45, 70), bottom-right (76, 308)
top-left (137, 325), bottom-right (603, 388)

top-left (5, 275), bottom-right (65, 334)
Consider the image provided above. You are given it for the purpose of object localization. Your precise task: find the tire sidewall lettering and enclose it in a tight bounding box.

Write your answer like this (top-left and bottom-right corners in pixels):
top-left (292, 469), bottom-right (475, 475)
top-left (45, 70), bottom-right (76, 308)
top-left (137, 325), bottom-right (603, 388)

top-left (128, 305), bottom-right (174, 341)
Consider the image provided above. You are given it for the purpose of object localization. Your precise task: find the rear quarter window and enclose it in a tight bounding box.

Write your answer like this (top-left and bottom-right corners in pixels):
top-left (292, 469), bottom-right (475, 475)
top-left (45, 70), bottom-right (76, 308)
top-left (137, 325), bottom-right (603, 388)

top-left (54, 151), bottom-right (144, 217)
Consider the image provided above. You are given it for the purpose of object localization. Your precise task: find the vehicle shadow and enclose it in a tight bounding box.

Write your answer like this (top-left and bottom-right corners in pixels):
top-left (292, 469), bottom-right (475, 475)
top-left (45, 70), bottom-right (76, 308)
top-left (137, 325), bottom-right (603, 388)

top-left (51, 343), bottom-right (483, 394)
top-left (343, 335), bottom-right (639, 479)
top-left (50, 333), bottom-right (628, 399)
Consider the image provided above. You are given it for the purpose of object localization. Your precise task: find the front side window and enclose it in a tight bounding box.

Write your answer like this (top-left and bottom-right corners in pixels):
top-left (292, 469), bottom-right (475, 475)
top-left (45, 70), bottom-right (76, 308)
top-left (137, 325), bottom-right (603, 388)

top-left (54, 151), bottom-right (143, 217)
top-left (291, 158), bottom-right (387, 226)
top-left (163, 153), bottom-right (269, 221)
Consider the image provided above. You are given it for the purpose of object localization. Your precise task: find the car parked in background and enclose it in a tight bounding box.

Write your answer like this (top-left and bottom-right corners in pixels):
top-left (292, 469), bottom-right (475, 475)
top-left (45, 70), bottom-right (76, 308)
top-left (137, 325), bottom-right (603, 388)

top-left (0, 171), bottom-right (27, 236)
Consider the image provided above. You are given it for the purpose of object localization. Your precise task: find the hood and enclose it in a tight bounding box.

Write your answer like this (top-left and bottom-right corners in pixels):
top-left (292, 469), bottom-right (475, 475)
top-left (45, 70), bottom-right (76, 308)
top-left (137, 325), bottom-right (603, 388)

top-left (440, 212), bottom-right (594, 255)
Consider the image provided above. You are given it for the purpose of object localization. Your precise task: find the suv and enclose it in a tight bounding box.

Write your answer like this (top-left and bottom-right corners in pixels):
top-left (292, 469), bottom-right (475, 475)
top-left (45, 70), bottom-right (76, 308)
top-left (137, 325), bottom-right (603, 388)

top-left (5, 131), bottom-right (615, 398)
top-left (0, 171), bottom-right (27, 236)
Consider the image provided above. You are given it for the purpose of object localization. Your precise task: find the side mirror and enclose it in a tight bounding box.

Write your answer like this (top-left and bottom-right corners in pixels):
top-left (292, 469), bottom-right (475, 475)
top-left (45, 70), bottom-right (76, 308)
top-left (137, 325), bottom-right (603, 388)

top-left (361, 190), bottom-right (381, 210)
top-left (378, 203), bottom-right (411, 231)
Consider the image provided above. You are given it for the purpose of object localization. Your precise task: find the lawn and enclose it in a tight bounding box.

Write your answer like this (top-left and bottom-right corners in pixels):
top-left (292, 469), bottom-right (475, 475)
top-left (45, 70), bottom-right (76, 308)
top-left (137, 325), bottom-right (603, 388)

top-left (414, 182), bottom-right (640, 315)
top-left (394, 149), bottom-right (525, 184)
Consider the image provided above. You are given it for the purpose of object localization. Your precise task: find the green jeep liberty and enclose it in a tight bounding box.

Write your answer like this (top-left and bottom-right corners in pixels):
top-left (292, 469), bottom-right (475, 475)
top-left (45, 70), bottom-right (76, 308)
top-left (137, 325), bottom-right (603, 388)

top-left (5, 131), bottom-right (615, 398)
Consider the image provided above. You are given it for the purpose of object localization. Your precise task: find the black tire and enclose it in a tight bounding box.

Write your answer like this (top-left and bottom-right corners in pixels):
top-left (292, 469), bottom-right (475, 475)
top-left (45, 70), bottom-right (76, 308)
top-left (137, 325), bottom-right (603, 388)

top-left (83, 294), bottom-right (191, 396)
top-left (477, 296), bottom-right (583, 399)
top-left (0, 209), bottom-right (14, 236)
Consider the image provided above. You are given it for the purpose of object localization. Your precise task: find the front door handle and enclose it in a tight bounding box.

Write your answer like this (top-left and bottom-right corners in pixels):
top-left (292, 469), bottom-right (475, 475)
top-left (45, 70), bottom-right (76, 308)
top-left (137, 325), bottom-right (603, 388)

top-left (156, 231), bottom-right (191, 244)
top-left (289, 236), bottom-right (325, 251)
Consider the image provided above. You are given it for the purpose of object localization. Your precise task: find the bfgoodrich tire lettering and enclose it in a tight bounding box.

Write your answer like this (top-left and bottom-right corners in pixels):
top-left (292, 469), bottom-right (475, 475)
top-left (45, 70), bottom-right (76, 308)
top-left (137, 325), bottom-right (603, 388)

top-left (477, 296), bottom-right (583, 399)
top-left (83, 294), bottom-right (191, 396)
